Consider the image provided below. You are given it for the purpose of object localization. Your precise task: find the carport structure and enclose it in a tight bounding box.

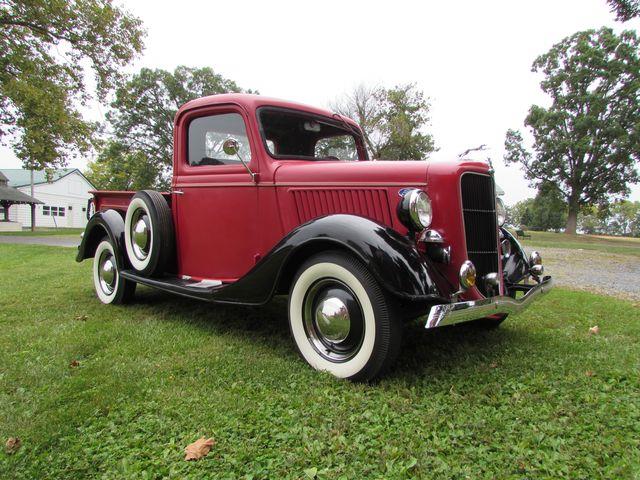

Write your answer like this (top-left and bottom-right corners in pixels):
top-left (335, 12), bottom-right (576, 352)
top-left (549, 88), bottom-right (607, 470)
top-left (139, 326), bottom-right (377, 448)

top-left (0, 171), bottom-right (42, 223)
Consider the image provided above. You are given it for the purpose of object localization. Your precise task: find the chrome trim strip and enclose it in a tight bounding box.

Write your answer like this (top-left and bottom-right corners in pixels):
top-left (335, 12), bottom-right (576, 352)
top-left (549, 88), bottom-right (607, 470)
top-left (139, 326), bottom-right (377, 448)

top-left (425, 276), bottom-right (553, 329)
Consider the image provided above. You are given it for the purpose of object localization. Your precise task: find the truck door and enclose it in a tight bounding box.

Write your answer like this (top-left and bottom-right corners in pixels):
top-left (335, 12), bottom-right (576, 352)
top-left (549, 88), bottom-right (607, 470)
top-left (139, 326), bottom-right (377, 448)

top-left (173, 107), bottom-right (259, 282)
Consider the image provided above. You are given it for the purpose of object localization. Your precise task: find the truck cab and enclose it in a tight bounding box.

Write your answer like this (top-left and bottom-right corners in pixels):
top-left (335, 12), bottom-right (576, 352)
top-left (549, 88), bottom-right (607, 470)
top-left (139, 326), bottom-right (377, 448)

top-left (77, 93), bottom-right (552, 381)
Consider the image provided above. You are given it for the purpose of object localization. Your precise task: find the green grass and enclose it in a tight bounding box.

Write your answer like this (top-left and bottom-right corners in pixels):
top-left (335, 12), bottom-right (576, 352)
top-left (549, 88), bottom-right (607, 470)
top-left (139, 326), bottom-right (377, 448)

top-left (1, 244), bottom-right (639, 479)
top-left (513, 230), bottom-right (640, 257)
top-left (0, 227), bottom-right (84, 236)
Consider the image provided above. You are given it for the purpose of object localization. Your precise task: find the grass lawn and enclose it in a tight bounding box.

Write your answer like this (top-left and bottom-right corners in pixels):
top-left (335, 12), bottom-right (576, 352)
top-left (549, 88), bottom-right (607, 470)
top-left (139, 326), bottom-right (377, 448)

top-left (513, 230), bottom-right (640, 258)
top-left (0, 227), bottom-right (84, 236)
top-left (1, 244), bottom-right (639, 479)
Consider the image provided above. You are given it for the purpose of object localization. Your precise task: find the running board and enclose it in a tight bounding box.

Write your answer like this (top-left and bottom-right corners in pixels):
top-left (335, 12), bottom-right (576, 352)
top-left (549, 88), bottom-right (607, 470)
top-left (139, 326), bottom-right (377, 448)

top-left (120, 270), bottom-right (225, 301)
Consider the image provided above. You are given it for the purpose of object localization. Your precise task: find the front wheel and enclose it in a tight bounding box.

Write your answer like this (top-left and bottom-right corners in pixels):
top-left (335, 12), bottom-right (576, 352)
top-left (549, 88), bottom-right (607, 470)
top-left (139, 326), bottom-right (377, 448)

top-left (93, 239), bottom-right (136, 304)
top-left (288, 251), bottom-right (402, 382)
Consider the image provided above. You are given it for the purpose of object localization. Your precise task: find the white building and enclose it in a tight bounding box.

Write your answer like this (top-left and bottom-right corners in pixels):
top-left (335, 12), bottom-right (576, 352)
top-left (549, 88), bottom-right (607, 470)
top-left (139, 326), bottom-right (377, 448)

top-left (0, 168), bottom-right (95, 229)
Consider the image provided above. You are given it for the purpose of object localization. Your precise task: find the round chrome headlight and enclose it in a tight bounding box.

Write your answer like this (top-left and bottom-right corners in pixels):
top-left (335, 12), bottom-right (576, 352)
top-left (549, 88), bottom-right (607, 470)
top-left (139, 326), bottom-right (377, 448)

top-left (530, 250), bottom-right (542, 266)
top-left (399, 189), bottom-right (432, 230)
top-left (495, 197), bottom-right (506, 227)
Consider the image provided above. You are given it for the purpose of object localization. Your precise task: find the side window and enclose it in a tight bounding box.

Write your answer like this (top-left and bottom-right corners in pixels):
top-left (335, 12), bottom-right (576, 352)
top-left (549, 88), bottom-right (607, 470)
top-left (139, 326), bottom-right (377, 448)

top-left (188, 113), bottom-right (252, 166)
top-left (315, 135), bottom-right (358, 160)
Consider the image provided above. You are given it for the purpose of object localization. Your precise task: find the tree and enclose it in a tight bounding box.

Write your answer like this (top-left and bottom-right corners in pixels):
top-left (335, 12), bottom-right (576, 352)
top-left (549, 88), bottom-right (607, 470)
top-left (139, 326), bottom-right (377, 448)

top-left (608, 200), bottom-right (640, 236)
top-left (102, 66), bottom-right (254, 187)
top-left (0, 0), bottom-right (145, 171)
top-left (578, 206), bottom-right (606, 234)
top-left (85, 140), bottom-right (158, 191)
top-left (504, 28), bottom-right (640, 234)
top-left (607, 0), bottom-right (640, 21)
top-left (529, 182), bottom-right (567, 231)
top-left (331, 83), bottom-right (436, 160)
top-left (507, 198), bottom-right (535, 228)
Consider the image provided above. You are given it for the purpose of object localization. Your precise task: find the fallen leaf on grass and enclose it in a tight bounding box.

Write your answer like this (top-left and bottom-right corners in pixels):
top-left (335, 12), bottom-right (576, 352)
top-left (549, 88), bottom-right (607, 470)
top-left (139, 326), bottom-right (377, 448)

top-left (5, 437), bottom-right (21, 454)
top-left (184, 437), bottom-right (215, 461)
top-left (589, 326), bottom-right (600, 335)
top-left (69, 360), bottom-right (80, 368)
top-left (489, 362), bottom-right (498, 369)
top-left (585, 370), bottom-right (595, 377)
top-left (75, 315), bottom-right (88, 321)
top-left (304, 467), bottom-right (318, 478)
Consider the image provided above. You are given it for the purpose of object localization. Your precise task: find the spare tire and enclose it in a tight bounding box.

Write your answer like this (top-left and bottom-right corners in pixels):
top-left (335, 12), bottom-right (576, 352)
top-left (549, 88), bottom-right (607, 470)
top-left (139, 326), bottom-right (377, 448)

top-left (124, 190), bottom-right (174, 277)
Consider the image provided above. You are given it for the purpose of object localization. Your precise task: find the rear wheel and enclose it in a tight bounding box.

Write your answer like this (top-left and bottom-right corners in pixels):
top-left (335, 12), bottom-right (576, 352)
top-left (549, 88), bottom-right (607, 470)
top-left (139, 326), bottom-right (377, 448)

top-left (288, 251), bottom-right (402, 382)
top-left (93, 239), bottom-right (136, 304)
top-left (124, 190), bottom-right (174, 277)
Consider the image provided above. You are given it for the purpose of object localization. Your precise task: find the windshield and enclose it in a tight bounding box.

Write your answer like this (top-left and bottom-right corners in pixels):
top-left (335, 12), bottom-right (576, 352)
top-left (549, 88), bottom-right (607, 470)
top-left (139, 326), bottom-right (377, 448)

top-left (258, 108), bottom-right (364, 161)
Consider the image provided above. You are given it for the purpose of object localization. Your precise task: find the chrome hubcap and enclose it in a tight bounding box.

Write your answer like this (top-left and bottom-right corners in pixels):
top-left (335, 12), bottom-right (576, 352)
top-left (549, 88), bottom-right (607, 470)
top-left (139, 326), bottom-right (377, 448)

top-left (303, 279), bottom-right (364, 363)
top-left (98, 251), bottom-right (117, 295)
top-left (315, 297), bottom-right (350, 342)
top-left (131, 210), bottom-right (150, 260)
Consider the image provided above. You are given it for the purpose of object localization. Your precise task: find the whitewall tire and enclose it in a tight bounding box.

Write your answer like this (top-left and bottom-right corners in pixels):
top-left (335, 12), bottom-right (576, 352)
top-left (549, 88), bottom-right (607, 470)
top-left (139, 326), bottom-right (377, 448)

top-left (288, 251), bottom-right (402, 381)
top-left (124, 190), bottom-right (174, 277)
top-left (93, 239), bottom-right (136, 304)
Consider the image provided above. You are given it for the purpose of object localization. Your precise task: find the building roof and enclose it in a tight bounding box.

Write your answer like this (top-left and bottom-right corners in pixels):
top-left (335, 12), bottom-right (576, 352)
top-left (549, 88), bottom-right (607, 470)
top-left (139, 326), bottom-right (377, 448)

top-left (0, 168), bottom-right (78, 187)
top-left (0, 185), bottom-right (43, 204)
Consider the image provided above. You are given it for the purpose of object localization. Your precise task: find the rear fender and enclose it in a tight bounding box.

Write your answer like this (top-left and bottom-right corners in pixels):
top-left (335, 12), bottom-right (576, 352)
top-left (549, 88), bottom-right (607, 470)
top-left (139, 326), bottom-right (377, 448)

top-left (76, 210), bottom-right (127, 267)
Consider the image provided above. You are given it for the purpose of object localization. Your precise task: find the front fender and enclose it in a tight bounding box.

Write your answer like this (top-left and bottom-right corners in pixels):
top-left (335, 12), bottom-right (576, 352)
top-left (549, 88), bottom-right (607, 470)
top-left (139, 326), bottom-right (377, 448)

top-left (501, 227), bottom-right (530, 285)
top-left (213, 214), bottom-right (444, 305)
top-left (76, 209), bottom-right (127, 267)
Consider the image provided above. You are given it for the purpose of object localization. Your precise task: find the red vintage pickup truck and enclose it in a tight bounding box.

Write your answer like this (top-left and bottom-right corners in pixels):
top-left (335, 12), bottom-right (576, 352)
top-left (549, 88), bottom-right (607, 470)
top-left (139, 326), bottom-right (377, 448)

top-left (77, 93), bottom-right (552, 381)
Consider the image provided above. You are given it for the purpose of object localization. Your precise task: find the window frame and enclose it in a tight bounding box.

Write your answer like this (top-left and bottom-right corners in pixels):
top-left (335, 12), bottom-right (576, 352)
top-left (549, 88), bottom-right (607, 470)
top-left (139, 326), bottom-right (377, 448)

top-left (178, 105), bottom-right (259, 178)
top-left (256, 106), bottom-right (368, 162)
top-left (187, 112), bottom-right (252, 168)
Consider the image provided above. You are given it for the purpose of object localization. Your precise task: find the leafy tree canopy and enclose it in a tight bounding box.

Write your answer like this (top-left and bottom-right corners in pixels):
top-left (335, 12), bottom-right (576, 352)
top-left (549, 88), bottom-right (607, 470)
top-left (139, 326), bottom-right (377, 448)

top-left (504, 27), bottom-right (640, 234)
top-left (607, 0), bottom-right (640, 21)
top-left (85, 140), bottom-right (157, 191)
top-left (579, 201), bottom-right (640, 236)
top-left (98, 66), bottom-right (254, 189)
top-left (0, 0), bottom-right (145, 171)
top-left (507, 183), bottom-right (567, 231)
top-left (331, 83), bottom-right (436, 160)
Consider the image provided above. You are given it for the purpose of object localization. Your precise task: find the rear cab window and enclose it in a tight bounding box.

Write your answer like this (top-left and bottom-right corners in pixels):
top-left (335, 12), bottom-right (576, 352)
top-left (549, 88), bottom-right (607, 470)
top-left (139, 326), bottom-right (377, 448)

top-left (257, 108), bottom-right (366, 161)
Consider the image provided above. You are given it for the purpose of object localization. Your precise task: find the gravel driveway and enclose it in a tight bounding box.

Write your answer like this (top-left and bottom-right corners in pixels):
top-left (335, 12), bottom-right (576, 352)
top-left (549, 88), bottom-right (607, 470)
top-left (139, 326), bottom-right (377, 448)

top-left (533, 247), bottom-right (640, 302)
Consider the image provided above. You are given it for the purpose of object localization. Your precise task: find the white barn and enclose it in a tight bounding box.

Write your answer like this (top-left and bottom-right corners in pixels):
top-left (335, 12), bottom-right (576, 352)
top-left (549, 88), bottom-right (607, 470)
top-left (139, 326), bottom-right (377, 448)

top-left (0, 168), bottom-right (95, 229)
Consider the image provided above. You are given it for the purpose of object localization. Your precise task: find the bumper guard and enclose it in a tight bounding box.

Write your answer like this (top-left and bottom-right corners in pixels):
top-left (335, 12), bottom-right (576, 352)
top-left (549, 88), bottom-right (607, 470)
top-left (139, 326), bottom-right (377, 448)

top-left (425, 276), bottom-right (553, 329)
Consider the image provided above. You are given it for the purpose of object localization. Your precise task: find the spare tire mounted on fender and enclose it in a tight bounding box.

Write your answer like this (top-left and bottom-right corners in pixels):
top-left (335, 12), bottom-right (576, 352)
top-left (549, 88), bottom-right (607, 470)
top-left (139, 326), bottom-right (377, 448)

top-left (124, 190), bottom-right (174, 277)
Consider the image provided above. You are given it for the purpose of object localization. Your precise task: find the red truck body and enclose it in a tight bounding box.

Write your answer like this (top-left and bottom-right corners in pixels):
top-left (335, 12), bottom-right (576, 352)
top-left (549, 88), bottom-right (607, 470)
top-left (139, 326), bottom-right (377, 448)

top-left (79, 93), bottom-right (551, 380)
top-left (91, 94), bottom-right (495, 299)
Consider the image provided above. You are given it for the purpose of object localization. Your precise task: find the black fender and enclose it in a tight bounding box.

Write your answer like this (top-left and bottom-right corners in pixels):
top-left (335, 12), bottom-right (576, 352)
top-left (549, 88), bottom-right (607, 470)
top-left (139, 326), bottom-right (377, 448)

top-left (501, 227), bottom-right (530, 285)
top-left (212, 214), bottom-right (444, 305)
top-left (76, 209), bottom-right (127, 268)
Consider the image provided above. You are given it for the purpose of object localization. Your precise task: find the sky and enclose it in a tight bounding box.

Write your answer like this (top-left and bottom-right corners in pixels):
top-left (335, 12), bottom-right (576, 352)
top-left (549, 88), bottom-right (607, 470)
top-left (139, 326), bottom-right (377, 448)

top-left (2, 0), bottom-right (639, 205)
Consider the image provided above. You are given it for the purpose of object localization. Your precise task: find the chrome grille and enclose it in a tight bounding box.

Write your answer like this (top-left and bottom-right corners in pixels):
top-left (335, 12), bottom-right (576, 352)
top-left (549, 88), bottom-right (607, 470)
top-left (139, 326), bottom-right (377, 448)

top-left (460, 173), bottom-right (498, 296)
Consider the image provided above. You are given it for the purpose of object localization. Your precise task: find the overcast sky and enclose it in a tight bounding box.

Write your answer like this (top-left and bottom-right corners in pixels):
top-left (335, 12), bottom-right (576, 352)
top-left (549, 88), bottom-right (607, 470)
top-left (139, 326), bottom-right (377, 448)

top-left (2, 0), bottom-right (639, 205)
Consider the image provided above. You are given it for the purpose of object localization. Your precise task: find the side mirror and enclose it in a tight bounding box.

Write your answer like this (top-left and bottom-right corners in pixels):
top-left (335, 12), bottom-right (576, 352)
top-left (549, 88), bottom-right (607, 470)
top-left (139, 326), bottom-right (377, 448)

top-left (223, 138), bottom-right (240, 156)
top-left (222, 137), bottom-right (256, 183)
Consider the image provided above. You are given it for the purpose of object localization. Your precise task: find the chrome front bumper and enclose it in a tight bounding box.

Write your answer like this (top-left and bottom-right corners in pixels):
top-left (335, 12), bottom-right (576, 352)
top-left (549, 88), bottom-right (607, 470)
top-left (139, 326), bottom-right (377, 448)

top-left (425, 276), bottom-right (553, 329)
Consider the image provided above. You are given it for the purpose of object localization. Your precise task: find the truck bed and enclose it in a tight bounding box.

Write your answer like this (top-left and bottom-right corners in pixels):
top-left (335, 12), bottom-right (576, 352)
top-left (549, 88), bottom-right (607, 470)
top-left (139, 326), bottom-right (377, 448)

top-left (91, 190), bottom-right (172, 214)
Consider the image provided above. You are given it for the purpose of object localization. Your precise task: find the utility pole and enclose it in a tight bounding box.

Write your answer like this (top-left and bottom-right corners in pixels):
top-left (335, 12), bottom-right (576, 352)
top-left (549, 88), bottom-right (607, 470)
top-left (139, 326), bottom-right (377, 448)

top-left (30, 169), bottom-right (35, 232)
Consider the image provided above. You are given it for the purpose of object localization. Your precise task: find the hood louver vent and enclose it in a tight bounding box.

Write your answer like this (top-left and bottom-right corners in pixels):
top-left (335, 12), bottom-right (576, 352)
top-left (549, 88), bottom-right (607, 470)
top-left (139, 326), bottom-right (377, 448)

top-left (291, 189), bottom-right (392, 225)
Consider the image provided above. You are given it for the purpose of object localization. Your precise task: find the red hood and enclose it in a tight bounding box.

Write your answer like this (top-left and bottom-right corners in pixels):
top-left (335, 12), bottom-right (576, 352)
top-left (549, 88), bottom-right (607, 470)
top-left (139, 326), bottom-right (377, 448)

top-left (273, 159), bottom-right (491, 186)
top-left (273, 160), bottom-right (430, 185)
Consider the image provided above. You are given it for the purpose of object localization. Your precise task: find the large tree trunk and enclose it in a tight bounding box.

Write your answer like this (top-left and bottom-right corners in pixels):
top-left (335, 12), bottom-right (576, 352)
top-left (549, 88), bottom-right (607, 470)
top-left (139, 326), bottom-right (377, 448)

top-left (565, 197), bottom-right (579, 234)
